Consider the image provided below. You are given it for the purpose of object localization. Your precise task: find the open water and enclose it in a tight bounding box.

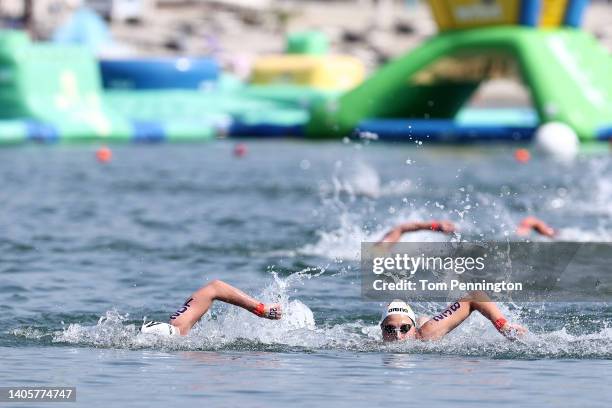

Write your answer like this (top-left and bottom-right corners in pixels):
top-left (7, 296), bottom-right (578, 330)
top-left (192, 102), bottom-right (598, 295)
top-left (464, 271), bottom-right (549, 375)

top-left (1, 141), bottom-right (611, 407)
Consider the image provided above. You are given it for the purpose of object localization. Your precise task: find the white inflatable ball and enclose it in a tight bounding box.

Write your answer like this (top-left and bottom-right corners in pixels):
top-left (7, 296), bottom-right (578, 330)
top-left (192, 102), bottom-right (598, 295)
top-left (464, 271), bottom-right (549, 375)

top-left (534, 122), bottom-right (579, 162)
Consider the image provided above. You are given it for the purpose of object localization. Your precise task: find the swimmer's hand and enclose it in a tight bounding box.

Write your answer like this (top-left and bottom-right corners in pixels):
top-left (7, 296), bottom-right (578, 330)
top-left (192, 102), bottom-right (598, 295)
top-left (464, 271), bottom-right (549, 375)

top-left (499, 322), bottom-right (527, 340)
top-left (429, 220), bottom-right (456, 234)
top-left (254, 303), bottom-right (282, 320)
top-left (517, 217), bottom-right (555, 238)
top-left (265, 303), bottom-right (282, 320)
top-left (378, 220), bottom-right (457, 245)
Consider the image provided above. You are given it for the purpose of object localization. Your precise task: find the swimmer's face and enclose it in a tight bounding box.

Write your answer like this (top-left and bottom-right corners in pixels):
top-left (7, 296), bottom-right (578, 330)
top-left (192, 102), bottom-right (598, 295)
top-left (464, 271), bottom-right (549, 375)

top-left (381, 315), bottom-right (416, 342)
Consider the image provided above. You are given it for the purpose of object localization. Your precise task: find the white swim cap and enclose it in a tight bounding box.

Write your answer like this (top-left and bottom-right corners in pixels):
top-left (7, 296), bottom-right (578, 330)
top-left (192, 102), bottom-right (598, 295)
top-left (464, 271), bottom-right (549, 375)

top-left (381, 300), bottom-right (416, 325)
top-left (141, 321), bottom-right (181, 336)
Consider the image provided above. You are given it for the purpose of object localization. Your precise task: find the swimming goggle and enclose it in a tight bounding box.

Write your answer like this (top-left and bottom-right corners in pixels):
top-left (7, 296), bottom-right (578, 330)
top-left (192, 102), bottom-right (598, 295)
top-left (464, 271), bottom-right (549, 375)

top-left (383, 324), bottom-right (413, 334)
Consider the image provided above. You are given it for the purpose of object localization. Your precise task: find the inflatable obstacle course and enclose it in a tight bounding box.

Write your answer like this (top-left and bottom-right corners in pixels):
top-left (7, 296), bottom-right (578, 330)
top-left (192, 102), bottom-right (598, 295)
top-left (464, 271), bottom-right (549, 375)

top-left (103, 85), bottom-right (328, 139)
top-left (307, 0), bottom-right (612, 142)
top-left (429, 0), bottom-right (588, 30)
top-left (1, 0), bottom-right (611, 145)
top-left (0, 30), bottom-right (220, 144)
top-left (100, 58), bottom-right (220, 90)
top-left (286, 31), bottom-right (329, 55)
top-left (0, 30), bottom-right (323, 144)
top-left (0, 29), bottom-right (339, 145)
top-left (0, 30), bottom-right (130, 143)
top-left (250, 55), bottom-right (365, 91)
top-left (250, 30), bottom-right (365, 91)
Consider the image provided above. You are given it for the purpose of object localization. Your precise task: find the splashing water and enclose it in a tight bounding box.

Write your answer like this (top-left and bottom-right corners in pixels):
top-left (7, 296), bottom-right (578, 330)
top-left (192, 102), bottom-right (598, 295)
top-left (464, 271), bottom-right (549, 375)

top-left (10, 271), bottom-right (611, 359)
top-left (3, 138), bottom-right (612, 408)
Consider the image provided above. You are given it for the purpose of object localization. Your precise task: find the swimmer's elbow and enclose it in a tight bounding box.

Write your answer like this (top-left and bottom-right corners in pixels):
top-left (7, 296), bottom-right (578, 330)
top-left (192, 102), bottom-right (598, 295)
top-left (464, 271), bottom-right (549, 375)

top-left (457, 291), bottom-right (484, 315)
top-left (416, 316), bottom-right (430, 327)
top-left (207, 279), bottom-right (226, 297)
top-left (417, 326), bottom-right (444, 341)
top-left (466, 290), bottom-right (491, 306)
top-left (467, 290), bottom-right (488, 299)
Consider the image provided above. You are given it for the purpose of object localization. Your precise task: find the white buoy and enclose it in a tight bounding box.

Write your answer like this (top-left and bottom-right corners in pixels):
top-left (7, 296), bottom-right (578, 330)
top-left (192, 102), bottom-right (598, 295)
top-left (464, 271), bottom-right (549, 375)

top-left (534, 122), bottom-right (579, 162)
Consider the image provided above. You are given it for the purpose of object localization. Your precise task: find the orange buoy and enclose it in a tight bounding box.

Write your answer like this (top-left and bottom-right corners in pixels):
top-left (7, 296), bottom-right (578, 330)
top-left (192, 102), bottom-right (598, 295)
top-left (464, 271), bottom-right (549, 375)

top-left (96, 146), bottom-right (112, 163)
top-left (514, 148), bottom-right (530, 163)
top-left (233, 143), bottom-right (247, 157)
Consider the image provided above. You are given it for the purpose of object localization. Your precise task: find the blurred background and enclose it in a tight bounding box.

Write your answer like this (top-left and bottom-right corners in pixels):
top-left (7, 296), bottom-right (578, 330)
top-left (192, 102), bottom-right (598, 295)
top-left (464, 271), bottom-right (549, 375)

top-left (1, 0), bottom-right (611, 146)
top-left (1, 3), bottom-right (612, 406)
top-left (2, 0), bottom-right (611, 62)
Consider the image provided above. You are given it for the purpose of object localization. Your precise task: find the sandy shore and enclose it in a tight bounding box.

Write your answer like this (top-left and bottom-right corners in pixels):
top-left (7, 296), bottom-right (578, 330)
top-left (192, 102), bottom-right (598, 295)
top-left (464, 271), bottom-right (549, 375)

top-left (95, 0), bottom-right (610, 105)
top-left (107, 0), bottom-right (612, 62)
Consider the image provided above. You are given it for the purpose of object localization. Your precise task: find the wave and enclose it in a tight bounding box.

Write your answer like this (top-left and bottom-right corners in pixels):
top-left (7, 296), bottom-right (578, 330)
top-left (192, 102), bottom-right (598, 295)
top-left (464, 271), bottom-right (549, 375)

top-left (317, 159), bottom-right (413, 200)
top-left (9, 273), bottom-right (612, 359)
top-left (10, 309), bottom-right (612, 359)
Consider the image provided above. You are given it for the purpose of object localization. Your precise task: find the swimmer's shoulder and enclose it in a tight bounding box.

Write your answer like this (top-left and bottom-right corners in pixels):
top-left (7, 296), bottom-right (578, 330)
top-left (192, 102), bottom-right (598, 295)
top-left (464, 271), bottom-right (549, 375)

top-left (417, 316), bottom-right (430, 327)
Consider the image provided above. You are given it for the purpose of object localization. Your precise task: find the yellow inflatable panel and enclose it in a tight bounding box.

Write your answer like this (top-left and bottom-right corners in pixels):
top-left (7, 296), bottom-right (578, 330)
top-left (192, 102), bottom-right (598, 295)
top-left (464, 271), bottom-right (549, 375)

top-left (540, 0), bottom-right (568, 27)
top-left (429, 0), bottom-right (454, 31)
top-left (427, 0), bottom-right (583, 31)
top-left (250, 55), bottom-right (365, 91)
top-left (428, 0), bottom-right (520, 30)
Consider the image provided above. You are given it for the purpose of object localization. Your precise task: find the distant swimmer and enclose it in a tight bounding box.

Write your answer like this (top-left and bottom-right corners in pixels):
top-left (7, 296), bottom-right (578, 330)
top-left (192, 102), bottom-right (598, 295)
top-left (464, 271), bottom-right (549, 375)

top-left (379, 220), bottom-right (456, 244)
top-left (141, 279), bottom-right (282, 336)
top-left (379, 217), bottom-right (555, 243)
top-left (380, 292), bottom-right (526, 342)
top-left (516, 216), bottom-right (555, 238)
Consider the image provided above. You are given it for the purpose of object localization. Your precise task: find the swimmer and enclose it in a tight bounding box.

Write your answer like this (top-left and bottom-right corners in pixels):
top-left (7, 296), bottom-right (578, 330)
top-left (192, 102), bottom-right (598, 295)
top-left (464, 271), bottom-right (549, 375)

top-left (379, 217), bottom-right (555, 244)
top-left (380, 292), bottom-right (526, 342)
top-left (141, 279), bottom-right (282, 336)
top-left (516, 216), bottom-right (555, 238)
top-left (379, 220), bottom-right (456, 244)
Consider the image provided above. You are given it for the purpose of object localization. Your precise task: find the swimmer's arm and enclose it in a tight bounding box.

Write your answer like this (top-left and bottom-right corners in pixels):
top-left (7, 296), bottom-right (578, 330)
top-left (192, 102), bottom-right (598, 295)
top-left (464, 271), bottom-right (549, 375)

top-left (169, 280), bottom-right (281, 335)
top-left (207, 280), bottom-right (261, 311)
top-left (379, 220), bottom-right (455, 244)
top-left (417, 298), bottom-right (472, 340)
top-left (516, 217), bottom-right (555, 237)
top-left (418, 291), bottom-right (525, 340)
top-left (203, 280), bottom-right (281, 319)
top-left (379, 222), bottom-right (425, 244)
top-left (468, 292), bottom-right (527, 338)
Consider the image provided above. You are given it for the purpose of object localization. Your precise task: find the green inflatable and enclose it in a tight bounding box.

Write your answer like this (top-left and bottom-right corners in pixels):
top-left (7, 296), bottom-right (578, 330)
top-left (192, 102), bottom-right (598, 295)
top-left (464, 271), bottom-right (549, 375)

top-left (0, 30), bottom-right (322, 144)
top-left (3, 0), bottom-right (612, 144)
top-left (0, 30), bottom-right (132, 142)
top-left (307, 27), bottom-right (612, 142)
top-left (306, 0), bottom-right (612, 141)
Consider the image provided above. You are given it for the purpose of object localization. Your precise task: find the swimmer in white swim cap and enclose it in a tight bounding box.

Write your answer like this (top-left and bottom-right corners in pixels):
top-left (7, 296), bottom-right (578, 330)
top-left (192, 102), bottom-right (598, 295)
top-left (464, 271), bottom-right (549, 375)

top-left (381, 292), bottom-right (526, 342)
top-left (141, 279), bottom-right (281, 336)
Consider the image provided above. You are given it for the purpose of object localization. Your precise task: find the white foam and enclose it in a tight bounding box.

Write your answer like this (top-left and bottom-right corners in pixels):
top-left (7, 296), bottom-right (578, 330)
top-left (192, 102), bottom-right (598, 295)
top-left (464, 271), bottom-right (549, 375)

top-left (14, 301), bottom-right (611, 358)
top-left (557, 227), bottom-right (612, 242)
top-left (297, 209), bottom-right (455, 262)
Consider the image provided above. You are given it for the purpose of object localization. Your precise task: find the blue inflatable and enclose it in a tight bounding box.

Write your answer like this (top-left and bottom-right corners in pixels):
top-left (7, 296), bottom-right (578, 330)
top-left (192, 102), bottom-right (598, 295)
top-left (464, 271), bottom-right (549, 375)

top-left (228, 122), bottom-right (304, 138)
top-left (356, 119), bottom-right (536, 143)
top-left (99, 58), bottom-right (220, 90)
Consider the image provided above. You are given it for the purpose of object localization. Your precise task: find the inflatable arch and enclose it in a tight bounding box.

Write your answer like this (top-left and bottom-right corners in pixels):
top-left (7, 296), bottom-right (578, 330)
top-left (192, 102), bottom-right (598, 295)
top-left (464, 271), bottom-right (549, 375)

top-left (307, 0), bottom-right (612, 142)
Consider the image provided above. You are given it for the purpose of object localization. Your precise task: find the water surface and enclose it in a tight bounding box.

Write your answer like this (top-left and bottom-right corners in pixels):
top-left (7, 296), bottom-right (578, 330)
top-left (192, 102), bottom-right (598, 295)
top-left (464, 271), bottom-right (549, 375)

top-left (1, 141), bottom-right (611, 407)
